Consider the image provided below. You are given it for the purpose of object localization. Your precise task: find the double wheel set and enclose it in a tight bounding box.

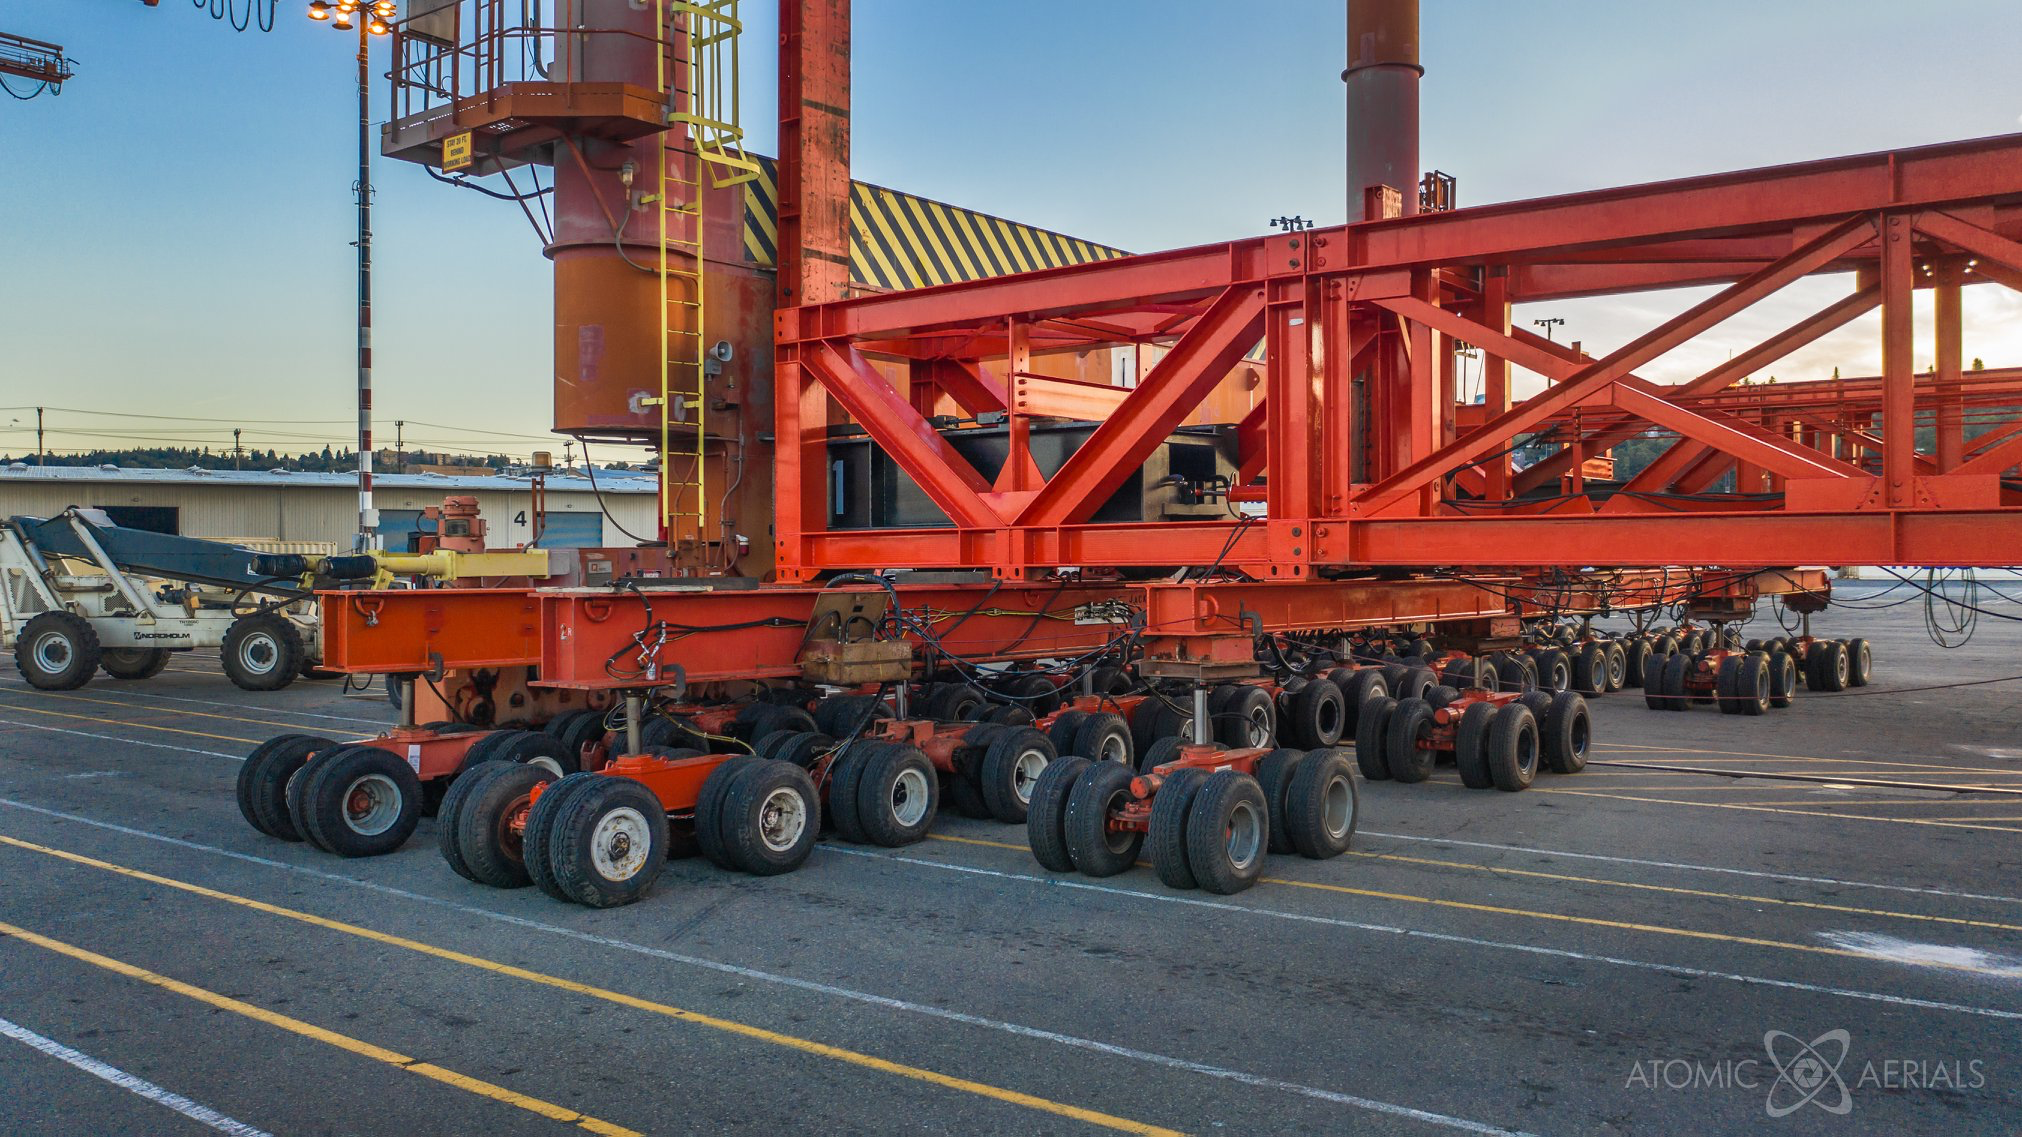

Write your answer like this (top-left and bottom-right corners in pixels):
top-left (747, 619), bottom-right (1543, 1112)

top-left (1026, 744), bottom-right (1361, 895)
top-left (1642, 634), bottom-right (1872, 714)
top-left (1355, 687), bottom-right (1591, 792)
top-left (14, 609), bottom-right (326, 692)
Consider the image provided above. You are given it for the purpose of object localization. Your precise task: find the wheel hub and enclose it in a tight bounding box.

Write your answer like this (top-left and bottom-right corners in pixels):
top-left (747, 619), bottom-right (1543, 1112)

top-left (342, 773), bottom-right (401, 836)
top-left (758, 786), bottom-right (807, 852)
top-left (31, 631), bottom-right (72, 673)
top-left (1225, 799), bottom-right (1262, 868)
top-left (241, 634), bottom-right (278, 675)
top-left (891, 767), bottom-right (930, 826)
top-left (590, 806), bottom-right (651, 881)
top-left (1013, 748), bottom-right (1049, 803)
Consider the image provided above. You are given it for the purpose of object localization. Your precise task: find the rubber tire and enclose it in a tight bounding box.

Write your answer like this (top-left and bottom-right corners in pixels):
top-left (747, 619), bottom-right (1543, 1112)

top-left (100, 648), bottom-right (170, 681)
top-left (773, 731), bottom-right (835, 769)
top-left (813, 694), bottom-right (890, 736)
top-left (500, 731), bottom-right (580, 777)
top-left (296, 744), bottom-right (422, 857)
top-left (1603, 641), bottom-right (1628, 692)
top-left (1063, 760), bottom-right (1142, 877)
top-left (1026, 755), bottom-right (1091, 872)
top-left (1253, 748), bottom-right (1308, 854)
top-left (14, 611), bottom-right (100, 691)
top-left (718, 760), bottom-right (820, 876)
top-left (1423, 684), bottom-right (1460, 712)
top-left (1284, 678), bottom-right (1347, 748)
top-left (1815, 640), bottom-right (1849, 692)
top-left (522, 772), bottom-right (600, 901)
top-left (1213, 685), bottom-right (1276, 749)
top-left (942, 769), bottom-right (992, 820)
top-left (1284, 748), bottom-right (1359, 859)
top-left (1438, 657), bottom-right (1474, 689)
top-left (1147, 767), bottom-right (1211, 889)
top-left (1715, 655), bottom-right (1742, 715)
top-left (1530, 649), bottom-right (1570, 694)
top-left (546, 775), bottom-right (669, 908)
top-left (1541, 692), bottom-right (1590, 774)
top-left (1846, 638), bottom-right (1872, 687)
top-left (923, 683), bottom-right (987, 723)
top-left (825, 741), bottom-right (878, 844)
top-left (285, 743), bottom-right (354, 852)
top-left (221, 613), bottom-right (304, 692)
top-left (1485, 703), bottom-right (1540, 792)
top-left (1384, 698), bottom-right (1437, 784)
top-left (435, 756), bottom-right (499, 883)
top-left (1392, 667), bottom-right (1438, 704)
top-left (1047, 709), bottom-right (1091, 757)
top-left (236, 734), bottom-right (335, 841)
top-left (1354, 695), bottom-right (1397, 781)
top-left (1184, 771), bottom-right (1268, 895)
top-left (457, 729), bottom-right (524, 776)
top-left (453, 761), bottom-right (557, 888)
top-left (1768, 650), bottom-right (1798, 708)
top-left (855, 743), bottom-right (937, 847)
top-left (1735, 652), bottom-right (1771, 716)
top-left (980, 727), bottom-right (1057, 823)
top-left (1128, 698), bottom-right (1168, 754)
top-left (1623, 639), bottom-right (1653, 688)
top-left (1070, 712), bottom-right (1133, 767)
top-left (1453, 702), bottom-right (1496, 789)
top-left (1137, 735), bottom-right (1186, 775)
top-left (694, 755), bottom-right (763, 869)
top-left (545, 709), bottom-right (608, 771)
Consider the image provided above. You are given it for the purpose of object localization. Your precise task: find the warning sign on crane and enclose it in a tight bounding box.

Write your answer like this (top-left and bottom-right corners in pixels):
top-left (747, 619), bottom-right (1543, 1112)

top-left (442, 131), bottom-right (472, 172)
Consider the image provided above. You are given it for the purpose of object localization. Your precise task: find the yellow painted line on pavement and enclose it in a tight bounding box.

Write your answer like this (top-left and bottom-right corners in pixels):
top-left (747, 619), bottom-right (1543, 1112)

top-left (0, 698), bottom-right (260, 745)
top-left (0, 917), bottom-right (638, 1136)
top-left (0, 686), bottom-right (338, 735)
top-left (0, 834), bottom-right (1183, 1137)
top-left (925, 838), bottom-right (2015, 973)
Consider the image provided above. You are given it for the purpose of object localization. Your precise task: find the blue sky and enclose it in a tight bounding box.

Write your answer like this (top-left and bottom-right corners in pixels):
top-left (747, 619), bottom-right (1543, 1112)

top-left (3, 0), bottom-right (2019, 459)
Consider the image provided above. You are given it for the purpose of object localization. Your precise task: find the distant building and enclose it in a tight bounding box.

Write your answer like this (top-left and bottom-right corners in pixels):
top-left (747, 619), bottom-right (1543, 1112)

top-left (0, 464), bottom-right (659, 551)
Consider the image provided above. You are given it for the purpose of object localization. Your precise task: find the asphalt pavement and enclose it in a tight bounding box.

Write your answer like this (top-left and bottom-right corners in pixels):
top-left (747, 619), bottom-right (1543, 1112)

top-left (0, 599), bottom-right (2018, 1135)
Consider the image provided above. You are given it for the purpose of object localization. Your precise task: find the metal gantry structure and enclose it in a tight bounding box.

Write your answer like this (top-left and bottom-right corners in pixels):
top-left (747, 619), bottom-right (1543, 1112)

top-left (222, 0), bottom-right (2022, 905)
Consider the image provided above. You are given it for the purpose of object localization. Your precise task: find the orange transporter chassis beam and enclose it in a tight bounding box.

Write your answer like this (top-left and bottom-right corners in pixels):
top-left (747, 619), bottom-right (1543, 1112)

top-left (319, 569), bottom-right (1825, 686)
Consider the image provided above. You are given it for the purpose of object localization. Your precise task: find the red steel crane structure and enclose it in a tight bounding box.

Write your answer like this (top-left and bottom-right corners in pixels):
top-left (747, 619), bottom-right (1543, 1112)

top-left (327, 0), bottom-right (2022, 689)
top-left (772, 1), bottom-right (2022, 581)
top-left (230, 0), bottom-right (2022, 901)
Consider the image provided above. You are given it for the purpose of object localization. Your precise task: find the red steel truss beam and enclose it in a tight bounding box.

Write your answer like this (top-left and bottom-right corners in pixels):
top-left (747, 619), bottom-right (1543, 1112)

top-left (768, 133), bottom-right (2022, 576)
top-left (801, 341), bottom-right (1002, 528)
top-left (1516, 285), bottom-right (1884, 491)
top-left (1354, 216), bottom-right (1876, 513)
top-left (1017, 286), bottom-right (1267, 527)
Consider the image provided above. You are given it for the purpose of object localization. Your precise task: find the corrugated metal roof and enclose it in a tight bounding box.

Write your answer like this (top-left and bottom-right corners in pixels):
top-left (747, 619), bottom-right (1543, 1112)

top-left (0, 464), bottom-right (658, 494)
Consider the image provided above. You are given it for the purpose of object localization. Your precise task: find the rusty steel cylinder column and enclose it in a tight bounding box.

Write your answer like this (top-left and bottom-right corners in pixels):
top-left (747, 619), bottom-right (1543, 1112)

top-left (550, 136), bottom-right (674, 440)
top-left (1344, 0), bottom-right (1420, 221)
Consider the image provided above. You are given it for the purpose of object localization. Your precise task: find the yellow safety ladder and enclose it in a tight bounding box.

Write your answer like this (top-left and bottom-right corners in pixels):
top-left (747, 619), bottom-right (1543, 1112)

top-left (650, 1), bottom-right (758, 553)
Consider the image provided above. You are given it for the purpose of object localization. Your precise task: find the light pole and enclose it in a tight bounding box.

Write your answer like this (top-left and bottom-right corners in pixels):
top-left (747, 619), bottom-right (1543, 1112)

top-left (308, 0), bottom-right (391, 549)
top-left (1533, 316), bottom-right (1566, 343)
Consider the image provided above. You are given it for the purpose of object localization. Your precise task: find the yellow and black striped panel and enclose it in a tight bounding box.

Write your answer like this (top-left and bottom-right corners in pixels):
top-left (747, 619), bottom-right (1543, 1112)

top-left (743, 156), bottom-right (1127, 289)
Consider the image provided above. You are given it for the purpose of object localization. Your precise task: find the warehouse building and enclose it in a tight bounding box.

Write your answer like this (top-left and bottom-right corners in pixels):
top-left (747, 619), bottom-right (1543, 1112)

top-left (0, 464), bottom-right (659, 551)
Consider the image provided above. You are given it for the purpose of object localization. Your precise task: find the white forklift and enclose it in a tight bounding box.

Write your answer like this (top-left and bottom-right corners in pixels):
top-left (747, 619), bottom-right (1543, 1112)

top-left (0, 508), bottom-right (337, 691)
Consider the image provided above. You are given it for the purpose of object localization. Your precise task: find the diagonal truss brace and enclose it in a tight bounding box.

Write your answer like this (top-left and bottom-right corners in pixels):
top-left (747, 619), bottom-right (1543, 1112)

top-left (803, 341), bottom-right (1003, 529)
top-left (1351, 215), bottom-right (1877, 513)
top-left (1016, 286), bottom-right (1267, 527)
